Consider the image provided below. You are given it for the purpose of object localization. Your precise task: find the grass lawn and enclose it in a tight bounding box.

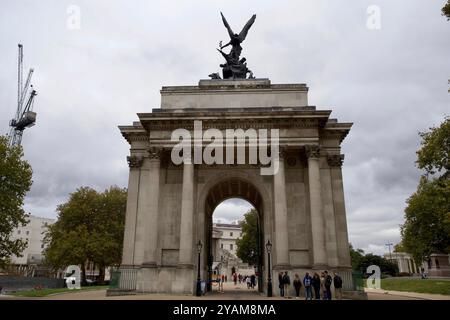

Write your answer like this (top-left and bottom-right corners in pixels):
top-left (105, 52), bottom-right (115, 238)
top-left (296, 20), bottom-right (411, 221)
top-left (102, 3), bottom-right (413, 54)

top-left (9, 285), bottom-right (109, 297)
top-left (380, 278), bottom-right (450, 296)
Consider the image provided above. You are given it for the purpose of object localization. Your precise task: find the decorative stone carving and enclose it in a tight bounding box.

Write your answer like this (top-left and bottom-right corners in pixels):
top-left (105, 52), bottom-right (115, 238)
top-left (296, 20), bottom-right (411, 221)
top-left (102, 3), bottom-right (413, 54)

top-left (305, 145), bottom-right (320, 159)
top-left (286, 156), bottom-right (297, 167)
top-left (127, 156), bottom-right (143, 168)
top-left (148, 147), bottom-right (163, 160)
top-left (327, 154), bottom-right (345, 167)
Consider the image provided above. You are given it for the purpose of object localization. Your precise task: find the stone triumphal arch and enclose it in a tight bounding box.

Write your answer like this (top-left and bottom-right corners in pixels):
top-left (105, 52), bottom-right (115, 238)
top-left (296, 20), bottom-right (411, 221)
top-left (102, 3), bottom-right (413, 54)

top-left (115, 79), bottom-right (353, 295)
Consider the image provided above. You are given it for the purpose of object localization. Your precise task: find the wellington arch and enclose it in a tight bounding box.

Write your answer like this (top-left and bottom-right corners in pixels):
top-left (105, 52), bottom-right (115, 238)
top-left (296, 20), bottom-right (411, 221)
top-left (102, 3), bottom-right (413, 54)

top-left (113, 78), bottom-right (354, 296)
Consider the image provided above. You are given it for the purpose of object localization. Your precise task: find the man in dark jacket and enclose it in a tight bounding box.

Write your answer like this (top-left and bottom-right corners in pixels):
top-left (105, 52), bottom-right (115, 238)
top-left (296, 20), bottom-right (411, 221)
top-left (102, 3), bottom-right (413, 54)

top-left (333, 272), bottom-right (343, 300)
top-left (282, 271), bottom-right (291, 298)
top-left (324, 271), bottom-right (333, 300)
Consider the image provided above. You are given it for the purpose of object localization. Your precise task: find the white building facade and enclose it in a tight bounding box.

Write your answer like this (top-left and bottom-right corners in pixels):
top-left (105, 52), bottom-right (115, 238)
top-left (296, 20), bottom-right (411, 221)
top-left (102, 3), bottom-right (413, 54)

top-left (212, 223), bottom-right (242, 259)
top-left (9, 215), bottom-right (55, 266)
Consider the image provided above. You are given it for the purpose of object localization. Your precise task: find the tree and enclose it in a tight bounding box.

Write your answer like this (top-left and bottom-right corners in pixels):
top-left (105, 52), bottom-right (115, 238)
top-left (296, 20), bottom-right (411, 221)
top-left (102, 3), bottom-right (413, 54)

top-left (43, 186), bottom-right (126, 284)
top-left (401, 177), bottom-right (450, 263)
top-left (393, 242), bottom-right (406, 253)
top-left (400, 118), bottom-right (450, 264)
top-left (416, 117), bottom-right (450, 178)
top-left (235, 209), bottom-right (259, 265)
top-left (349, 243), bottom-right (365, 271)
top-left (358, 254), bottom-right (399, 276)
top-left (0, 136), bottom-right (33, 268)
top-left (443, 0), bottom-right (450, 20)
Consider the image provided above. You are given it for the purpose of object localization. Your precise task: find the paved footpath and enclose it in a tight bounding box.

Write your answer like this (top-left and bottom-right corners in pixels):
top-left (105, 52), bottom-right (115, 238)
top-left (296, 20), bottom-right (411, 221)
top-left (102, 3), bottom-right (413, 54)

top-left (1, 282), bottom-right (436, 300)
top-left (364, 288), bottom-right (450, 300)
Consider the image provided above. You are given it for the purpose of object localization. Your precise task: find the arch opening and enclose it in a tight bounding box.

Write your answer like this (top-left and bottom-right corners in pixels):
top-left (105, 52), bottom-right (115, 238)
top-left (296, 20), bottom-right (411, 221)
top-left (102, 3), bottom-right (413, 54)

top-left (203, 178), bottom-right (265, 294)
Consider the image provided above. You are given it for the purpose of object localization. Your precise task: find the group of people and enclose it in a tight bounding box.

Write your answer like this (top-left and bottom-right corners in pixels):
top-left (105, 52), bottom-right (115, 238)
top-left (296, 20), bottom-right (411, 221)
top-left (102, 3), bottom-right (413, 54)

top-left (278, 271), bottom-right (343, 300)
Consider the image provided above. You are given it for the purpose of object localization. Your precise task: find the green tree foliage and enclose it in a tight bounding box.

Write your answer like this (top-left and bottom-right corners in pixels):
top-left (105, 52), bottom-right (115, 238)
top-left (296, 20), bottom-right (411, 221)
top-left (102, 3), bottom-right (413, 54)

top-left (416, 117), bottom-right (450, 178)
top-left (349, 244), bottom-right (364, 271)
top-left (401, 118), bottom-right (450, 264)
top-left (401, 177), bottom-right (450, 263)
top-left (0, 136), bottom-right (32, 268)
top-left (349, 244), bottom-right (398, 276)
top-left (443, 0), bottom-right (450, 20)
top-left (393, 242), bottom-right (406, 253)
top-left (43, 186), bottom-right (127, 283)
top-left (236, 209), bottom-right (259, 265)
top-left (358, 254), bottom-right (399, 276)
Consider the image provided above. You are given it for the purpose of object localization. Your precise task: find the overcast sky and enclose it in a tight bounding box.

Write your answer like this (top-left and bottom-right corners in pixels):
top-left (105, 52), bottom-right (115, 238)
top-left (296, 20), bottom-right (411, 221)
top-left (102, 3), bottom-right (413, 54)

top-left (1, 1), bottom-right (449, 256)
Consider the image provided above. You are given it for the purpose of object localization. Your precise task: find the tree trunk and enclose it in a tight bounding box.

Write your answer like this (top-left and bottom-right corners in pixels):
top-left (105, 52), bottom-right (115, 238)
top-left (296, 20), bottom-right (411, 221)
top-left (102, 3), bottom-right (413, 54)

top-left (99, 265), bottom-right (106, 285)
top-left (81, 263), bottom-right (87, 286)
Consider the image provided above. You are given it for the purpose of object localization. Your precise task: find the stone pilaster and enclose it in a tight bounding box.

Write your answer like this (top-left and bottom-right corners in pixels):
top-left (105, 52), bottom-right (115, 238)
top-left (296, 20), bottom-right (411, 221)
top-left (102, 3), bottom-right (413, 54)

top-left (142, 147), bottom-right (163, 267)
top-left (178, 158), bottom-right (195, 267)
top-left (306, 145), bottom-right (327, 267)
top-left (121, 156), bottom-right (143, 266)
top-left (328, 154), bottom-right (351, 267)
top-left (273, 148), bottom-right (290, 267)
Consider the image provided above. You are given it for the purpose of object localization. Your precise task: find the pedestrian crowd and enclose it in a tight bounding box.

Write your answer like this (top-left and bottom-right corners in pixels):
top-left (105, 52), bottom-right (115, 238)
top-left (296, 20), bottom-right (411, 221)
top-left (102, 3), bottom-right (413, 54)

top-left (278, 271), bottom-right (343, 300)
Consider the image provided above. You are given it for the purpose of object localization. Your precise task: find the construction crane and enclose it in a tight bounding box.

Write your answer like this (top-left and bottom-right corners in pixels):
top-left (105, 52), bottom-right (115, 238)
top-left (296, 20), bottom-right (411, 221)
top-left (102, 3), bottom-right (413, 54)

top-left (7, 44), bottom-right (37, 147)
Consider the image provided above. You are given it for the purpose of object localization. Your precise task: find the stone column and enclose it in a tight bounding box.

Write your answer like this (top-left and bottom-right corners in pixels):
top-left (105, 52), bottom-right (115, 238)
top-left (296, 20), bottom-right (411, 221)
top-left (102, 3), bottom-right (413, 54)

top-left (142, 147), bottom-right (163, 267)
top-left (273, 149), bottom-right (289, 267)
top-left (178, 159), bottom-right (195, 266)
top-left (121, 155), bottom-right (143, 266)
top-left (306, 145), bottom-right (327, 267)
top-left (329, 154), bottom-right (352, 268)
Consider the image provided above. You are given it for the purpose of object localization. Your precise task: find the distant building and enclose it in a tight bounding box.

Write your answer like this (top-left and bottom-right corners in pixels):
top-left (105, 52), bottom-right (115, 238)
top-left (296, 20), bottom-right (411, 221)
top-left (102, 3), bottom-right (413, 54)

top-left (384, 252), bottom-right (418, 274)
top-left (9, 215), bottom-right (55, 272)
top-left (384, 252), bottom-right (450, 277)
top-left (211, 222), bottom-right (254, 278)
top-left (212, 222), bottom-right (242, 259)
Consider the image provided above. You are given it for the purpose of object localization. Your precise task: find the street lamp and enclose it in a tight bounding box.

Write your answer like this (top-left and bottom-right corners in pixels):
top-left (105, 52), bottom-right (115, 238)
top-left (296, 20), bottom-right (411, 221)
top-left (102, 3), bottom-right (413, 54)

top-left (196, 240), bottom-right (203, 297)
top-left (386, 242), bottom-right (393, 261)
top-left (265, 240), bottom-right (273, 297)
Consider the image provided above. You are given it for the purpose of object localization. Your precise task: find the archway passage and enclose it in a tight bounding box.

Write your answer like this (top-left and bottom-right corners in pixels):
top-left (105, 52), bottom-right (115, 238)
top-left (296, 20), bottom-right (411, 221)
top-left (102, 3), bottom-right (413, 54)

top-left (204, 178), bottom-right (265, 295)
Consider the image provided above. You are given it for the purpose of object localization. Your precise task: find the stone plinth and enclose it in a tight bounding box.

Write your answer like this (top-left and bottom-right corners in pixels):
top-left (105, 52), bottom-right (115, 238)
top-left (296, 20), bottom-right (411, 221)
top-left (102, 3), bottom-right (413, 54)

top-left (160, 79), bottom-right (308, 109)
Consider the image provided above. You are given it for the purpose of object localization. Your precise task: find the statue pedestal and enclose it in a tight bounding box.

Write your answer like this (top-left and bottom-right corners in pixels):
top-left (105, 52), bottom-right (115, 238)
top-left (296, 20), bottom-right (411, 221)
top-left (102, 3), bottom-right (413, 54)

top-left (160, 79), bottom-right (308, 109)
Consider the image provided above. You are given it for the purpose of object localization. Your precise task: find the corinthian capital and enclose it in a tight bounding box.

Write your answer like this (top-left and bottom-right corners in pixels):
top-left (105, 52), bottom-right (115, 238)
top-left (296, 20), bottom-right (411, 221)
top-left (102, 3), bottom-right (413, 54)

top-left (127, 155), bottom-right (143, 168)
top-left (148, 147), bottom-right (163, 160)
top-left (327, 154), bottom-right (345, 167)
top-left (305, 145), bottom-right (320, 159)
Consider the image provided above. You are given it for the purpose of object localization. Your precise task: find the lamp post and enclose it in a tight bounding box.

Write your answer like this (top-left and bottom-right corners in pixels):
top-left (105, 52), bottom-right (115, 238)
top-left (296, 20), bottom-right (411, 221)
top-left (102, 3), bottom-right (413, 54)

top-left (196, 240), bottom-right (203, 297)
top-left (386, 242), bottom-right (393, 261)
top-left (266, 240), bottom-right (273, 297)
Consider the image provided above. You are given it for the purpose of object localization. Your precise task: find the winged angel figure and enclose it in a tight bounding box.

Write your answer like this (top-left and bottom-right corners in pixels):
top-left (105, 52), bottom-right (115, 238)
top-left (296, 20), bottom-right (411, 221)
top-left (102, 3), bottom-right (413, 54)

top-left (215, 12), bottom-right (256, 79)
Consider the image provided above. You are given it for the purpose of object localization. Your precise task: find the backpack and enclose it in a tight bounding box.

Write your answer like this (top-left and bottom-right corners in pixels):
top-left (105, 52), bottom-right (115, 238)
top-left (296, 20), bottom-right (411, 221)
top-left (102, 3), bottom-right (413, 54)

top-left (325, 275), bottom-right (332, 286)
top-left (304, 277), bottom-right (311, 286)
top-left (334, 276), bottom-right (342, 287)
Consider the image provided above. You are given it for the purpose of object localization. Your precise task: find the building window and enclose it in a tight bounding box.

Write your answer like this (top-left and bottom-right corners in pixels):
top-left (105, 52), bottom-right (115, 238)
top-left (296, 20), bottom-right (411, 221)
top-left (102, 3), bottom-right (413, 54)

top-left (230, 232), bottom-right (233, 237)
top-left (26, 231), bottom-right (29, 235)
top-left (41, 244), bottom-right (45, 249)
top-left (18, 230), bottom-right (21, 235)
top-left (221, 244), bottom-right (223, 249)
top-left (230, 244), bottom-right (233, 250)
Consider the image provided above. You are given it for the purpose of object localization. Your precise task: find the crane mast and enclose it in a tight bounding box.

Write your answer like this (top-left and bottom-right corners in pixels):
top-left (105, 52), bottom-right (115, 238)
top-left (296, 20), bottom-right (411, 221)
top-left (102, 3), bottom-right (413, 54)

top-left (8, 44), bottom-right (37, 147)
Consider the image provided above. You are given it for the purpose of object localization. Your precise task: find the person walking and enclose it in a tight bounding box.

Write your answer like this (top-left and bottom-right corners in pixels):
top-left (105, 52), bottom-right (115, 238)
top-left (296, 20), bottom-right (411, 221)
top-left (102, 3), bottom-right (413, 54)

top-left (278, 272), bottom-right (285, 297)
top-left (312, 273), bottom-right (321, 300)
top-left (293, 274), bottom-right (302, 299)
top-left (320, 272), bottom-right (327, 299)
top-left (250, 274), bottom-right (256, 289)
top-left (333, 272), bottom-right (343, 300)
top-left (324, 271), bottom-right (333, 300)
top-left (303, 272), bottom-right (313, 300)
top-left (246, 275), bottom-right (251, 289)
top-left (282, 271), bottom-right (291, 298)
